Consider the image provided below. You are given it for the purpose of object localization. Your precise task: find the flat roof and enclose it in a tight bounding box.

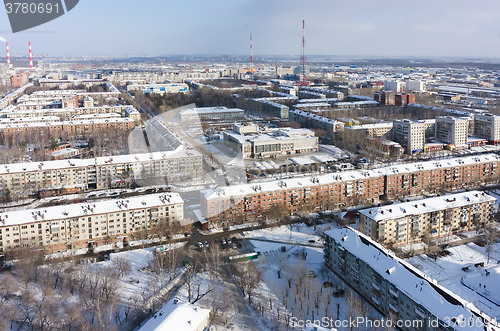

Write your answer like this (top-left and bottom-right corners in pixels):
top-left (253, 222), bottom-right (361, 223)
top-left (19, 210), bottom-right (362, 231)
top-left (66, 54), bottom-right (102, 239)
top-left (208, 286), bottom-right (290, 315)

top-left (201, 153), bottom-right (500, 201)
top-left (359, 191), bottom-right (495, 222)
top-left (0, 147), bottom-right (201, 175)
top-left (324, 227), bottom-right (499, 330)
top-left (0, 193), bottom-right (183, 227)
top-left (138, 299), bottom-right (210, 331)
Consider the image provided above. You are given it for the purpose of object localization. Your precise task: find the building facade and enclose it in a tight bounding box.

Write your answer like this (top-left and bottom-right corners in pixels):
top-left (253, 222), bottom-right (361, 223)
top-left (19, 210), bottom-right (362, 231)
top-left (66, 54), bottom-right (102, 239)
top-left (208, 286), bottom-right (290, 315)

top-left (393, 119), bottom-right (426, 154)
top-left (324, 227), bottom-right (499, 331)
top-left (201, 153), bottom-right (500, 227)
top-left (359, 191), bottom-right (496, 246)
top-left (0, 148), bottom-right (203, 196)
top-left (0, 193), bottom-right (183, 253)
top-left (179, 107), bottom-right (245, 123)
top-left (435, 116), bottom-right (469, 147)
top-left (474, 113), bottom-right (500, 144)
top-left (223, 125), bottom-right (318, 159)
top-left (289, 109), bottom-right (345, 137)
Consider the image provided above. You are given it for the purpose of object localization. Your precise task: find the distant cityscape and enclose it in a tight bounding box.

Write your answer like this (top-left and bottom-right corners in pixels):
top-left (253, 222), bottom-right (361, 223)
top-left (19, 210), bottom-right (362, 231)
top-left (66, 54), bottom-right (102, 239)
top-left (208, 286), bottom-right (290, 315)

top-left (0, 14), bottom-right (499, 331)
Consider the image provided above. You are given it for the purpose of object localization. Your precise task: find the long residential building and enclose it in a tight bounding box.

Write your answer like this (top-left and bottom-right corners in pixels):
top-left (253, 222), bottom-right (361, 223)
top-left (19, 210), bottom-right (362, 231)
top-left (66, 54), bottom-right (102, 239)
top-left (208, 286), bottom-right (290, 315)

top-left (359, 191), bottom-right (495, 246)
top-left (0, 147), bottom-right (203, 196)
top-left (0, 117), bottom-right (136, 137)
top-left (0, 193), bottom-right (184, 253)
top-left (289, 109), bottom-right (345, 136)
top-left (324, 227), bottom-right (500, 331)
top-left (348, 122), bottom-right (394, 138)
top-left (201, 153), bottom-right (500, 227)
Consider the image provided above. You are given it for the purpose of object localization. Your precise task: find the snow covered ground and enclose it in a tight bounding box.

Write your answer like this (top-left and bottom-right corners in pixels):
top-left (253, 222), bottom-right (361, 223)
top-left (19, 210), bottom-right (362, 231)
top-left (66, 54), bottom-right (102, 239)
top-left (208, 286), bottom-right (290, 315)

top-left (243, 222), bottom-right (338, 246)
top-left (248, 240), bottom-right (383, 330)
top-left (406, 242), bottom-right (500, 320)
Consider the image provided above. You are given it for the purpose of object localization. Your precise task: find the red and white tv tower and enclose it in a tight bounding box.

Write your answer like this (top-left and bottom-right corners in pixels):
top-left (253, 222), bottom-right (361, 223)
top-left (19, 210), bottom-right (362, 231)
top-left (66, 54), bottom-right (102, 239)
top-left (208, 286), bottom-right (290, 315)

top-left (29, 42), bottom-right (33, 68)
top-left (6, 42), bottom-right (11, 68)
top-left (249, 32), bottom-right (254, 85)
top-left (297, 19), bottom-right (309, 87)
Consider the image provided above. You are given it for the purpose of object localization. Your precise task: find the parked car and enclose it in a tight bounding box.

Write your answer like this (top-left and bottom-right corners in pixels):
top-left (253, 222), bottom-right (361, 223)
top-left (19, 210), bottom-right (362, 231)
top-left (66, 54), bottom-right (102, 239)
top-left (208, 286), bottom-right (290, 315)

top-left (196, 242), bottom-right (203, 248)
top-left (204, 241), bottom-right (210, 248)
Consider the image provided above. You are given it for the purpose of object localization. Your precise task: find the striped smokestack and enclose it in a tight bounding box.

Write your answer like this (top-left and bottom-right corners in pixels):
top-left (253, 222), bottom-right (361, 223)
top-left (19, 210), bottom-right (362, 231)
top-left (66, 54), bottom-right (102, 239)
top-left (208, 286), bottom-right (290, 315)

top-left (29, 42), bottom-right (33, 68)
top-left (6, 42), bottom-right (11, 68)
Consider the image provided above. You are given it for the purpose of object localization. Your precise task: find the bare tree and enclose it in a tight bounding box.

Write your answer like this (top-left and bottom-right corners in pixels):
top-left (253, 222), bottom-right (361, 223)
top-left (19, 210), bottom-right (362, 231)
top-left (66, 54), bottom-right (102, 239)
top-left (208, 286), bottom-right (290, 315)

top-left (113, 255), bottom-right (132, 278)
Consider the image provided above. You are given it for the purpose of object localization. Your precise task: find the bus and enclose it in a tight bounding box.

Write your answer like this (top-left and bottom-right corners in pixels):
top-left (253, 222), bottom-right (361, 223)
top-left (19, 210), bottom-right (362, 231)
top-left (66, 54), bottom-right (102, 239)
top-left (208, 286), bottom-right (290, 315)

top-left (228, 252), bottom-right (260, 263)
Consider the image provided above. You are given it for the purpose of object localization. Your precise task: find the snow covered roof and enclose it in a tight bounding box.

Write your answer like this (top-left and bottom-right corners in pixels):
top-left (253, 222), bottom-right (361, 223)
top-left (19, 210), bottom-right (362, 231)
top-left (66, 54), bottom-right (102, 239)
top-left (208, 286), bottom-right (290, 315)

top-left (359, 191), bottom-right (495, 222)
top-left (324, 227), bottom-right (499, 330)
top-left (0, 147), bottom-right (201, 175)
top-left (202, 153), bottom-right (500, 201)
top-left (0, 193), bottom-right (183, 227)
top-left (180, 107), bottom-right (244, 115)
top-left (0, 117), bottom-right (134, 129)
top-left (137, 299), bottom-right (210, 331)
top-left (348, 122), bottom-right (393, 130)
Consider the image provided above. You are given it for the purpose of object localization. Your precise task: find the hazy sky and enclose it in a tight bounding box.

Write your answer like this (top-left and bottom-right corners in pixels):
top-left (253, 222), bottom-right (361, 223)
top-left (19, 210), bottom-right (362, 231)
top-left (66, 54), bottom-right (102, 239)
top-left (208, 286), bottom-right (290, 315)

top-left (0, 0), bottom-right (499, 57)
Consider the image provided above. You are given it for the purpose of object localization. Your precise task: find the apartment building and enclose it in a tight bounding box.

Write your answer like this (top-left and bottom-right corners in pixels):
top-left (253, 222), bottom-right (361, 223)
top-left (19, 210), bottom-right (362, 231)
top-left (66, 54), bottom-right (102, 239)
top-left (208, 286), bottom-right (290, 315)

top-left (0, 148), bottom-right (203, 196)
top-left (289, 109), bottom-right (345, 137)
top-left (348, 122), bottom-right (394, 139)
top-left (1, 105), bottom-right (137, 121)
top-left (0, 117), bottom-right (136, 137)
top-left (474, 113), bottom-right (500, 144)
top-left (374, 90), bottom-right (396, 105)
top-left (200, 153), bottom-right (500, 227)
top-left (435, 116), bottom-right (469, 146)
top-left (0, 193), bottom-right (183, 253)
top-left (324, 227), bottom-right (499, 331)
top-left (359, 191), bottom-right (495, 246)
top-left (393, 119), bottom-right (426, 154)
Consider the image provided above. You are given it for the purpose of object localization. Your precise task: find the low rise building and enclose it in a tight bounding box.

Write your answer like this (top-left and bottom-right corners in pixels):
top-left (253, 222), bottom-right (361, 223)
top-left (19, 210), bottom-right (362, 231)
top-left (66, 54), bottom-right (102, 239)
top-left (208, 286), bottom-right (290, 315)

top-left (138, 298), bottom-right (210, 331)
top-left (289, 109), bottom-right (344, 137)
top-left (348, 122), bottom-right (393, 139)
top-left (223, 124), bottom-right (318, 159)
top-left (0, 193), bottom-right (184, 252)
top-left (0, 147), bottom-right (203, 196)
top-left (359, 191), bottom-right (496, 246)
top-left (324, 227), bottom-right (499, 331)
top-left (179, 107), bottom-right (245, 123)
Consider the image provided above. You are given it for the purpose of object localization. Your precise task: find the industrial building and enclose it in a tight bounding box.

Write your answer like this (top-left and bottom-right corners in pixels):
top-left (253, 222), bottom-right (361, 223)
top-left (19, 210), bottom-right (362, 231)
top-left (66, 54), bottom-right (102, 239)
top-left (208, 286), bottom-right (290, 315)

top-left (0, 147), bottom-right (203, 196)
top-left (393, 119), bottom-right (426, 154)
top-left (324, 227), bottom-right (500, 331)
top-left (359, 191), bottom-right (495, 246)
top-left (0, 193), bottom-right (183, 252)
top-left (435, 116), bottom-right (469, 147)
top-left (223, 123), bottom-right (318, 159)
